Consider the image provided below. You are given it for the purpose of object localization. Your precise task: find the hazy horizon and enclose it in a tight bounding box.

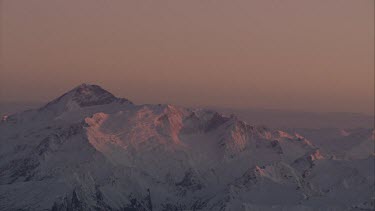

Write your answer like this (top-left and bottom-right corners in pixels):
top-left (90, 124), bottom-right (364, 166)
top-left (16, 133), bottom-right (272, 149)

top-left (1, 0), bottom-right (374, 115)
top-left (1, 99), bottom-right (373, 129)
top-left (0, 90), bottom-right (374, 116)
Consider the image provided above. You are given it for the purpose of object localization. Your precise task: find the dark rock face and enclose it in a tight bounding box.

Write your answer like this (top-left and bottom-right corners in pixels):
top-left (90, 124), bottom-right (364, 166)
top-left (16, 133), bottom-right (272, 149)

top-left (204, 112), bottom-right (231, 132)
top-left (2, 157), bottom-right (40, 184)
top-left (235, 167), bottom-right (260, 188)
top-left (270, 140), bottom-right (284, 154)
top-left (176, 169), bottom-right (203, 191)
top-left (72, 84), bottom-right (118, 107)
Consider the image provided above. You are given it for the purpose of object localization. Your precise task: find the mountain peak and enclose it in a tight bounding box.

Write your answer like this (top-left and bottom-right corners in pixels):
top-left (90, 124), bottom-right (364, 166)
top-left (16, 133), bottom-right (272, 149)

top-left (40, 83), bottom-right (132, 112)
top-left (69, 83), bottom-right (117, 107)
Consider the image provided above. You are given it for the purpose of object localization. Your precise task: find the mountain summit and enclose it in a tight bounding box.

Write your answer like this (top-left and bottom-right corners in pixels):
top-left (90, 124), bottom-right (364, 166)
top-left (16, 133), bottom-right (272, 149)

top-left (40, 83), bottom-right (132, 113)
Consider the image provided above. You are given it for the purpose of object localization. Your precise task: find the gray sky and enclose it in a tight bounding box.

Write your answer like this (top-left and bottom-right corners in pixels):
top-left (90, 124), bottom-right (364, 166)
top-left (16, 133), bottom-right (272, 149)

top-left (0, 0), bottom-right (374, 114)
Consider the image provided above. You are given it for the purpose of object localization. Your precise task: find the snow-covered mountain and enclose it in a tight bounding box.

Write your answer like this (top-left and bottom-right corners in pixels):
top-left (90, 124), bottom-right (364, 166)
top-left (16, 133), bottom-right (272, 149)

top-left (0, 84), bottom-right (374, 211)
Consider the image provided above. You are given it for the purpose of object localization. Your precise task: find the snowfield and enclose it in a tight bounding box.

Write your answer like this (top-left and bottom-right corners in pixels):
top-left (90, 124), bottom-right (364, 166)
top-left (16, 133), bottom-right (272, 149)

top-left (0, 84), bottom-right (374, 211)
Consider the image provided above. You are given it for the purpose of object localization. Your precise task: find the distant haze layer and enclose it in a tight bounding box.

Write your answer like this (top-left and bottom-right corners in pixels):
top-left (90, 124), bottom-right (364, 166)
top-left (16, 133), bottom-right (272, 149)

top-left (0, 101), bottom-right (373, 129)
top-left (0, 0), bottom-right (374, 114)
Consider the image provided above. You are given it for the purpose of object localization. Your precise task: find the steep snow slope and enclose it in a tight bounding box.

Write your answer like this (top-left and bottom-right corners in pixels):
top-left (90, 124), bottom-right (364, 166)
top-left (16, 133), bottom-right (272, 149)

top-left (0, 84), bottom-right (373, 211)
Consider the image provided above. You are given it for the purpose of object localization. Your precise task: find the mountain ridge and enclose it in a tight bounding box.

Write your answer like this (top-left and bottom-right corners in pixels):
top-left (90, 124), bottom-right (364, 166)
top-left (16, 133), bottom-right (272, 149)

top-left (0, 84), bottom-right (373, 211)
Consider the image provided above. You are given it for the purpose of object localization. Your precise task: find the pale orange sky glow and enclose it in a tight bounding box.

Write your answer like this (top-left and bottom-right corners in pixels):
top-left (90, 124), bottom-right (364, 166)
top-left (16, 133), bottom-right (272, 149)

top-left (0, 0), bottom-right (374, 114)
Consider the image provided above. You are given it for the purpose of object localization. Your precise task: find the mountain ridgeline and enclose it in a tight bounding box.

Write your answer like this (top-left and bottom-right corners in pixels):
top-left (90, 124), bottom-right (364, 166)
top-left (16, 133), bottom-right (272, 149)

top-left (0, 84), bottom-right (374, 211)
